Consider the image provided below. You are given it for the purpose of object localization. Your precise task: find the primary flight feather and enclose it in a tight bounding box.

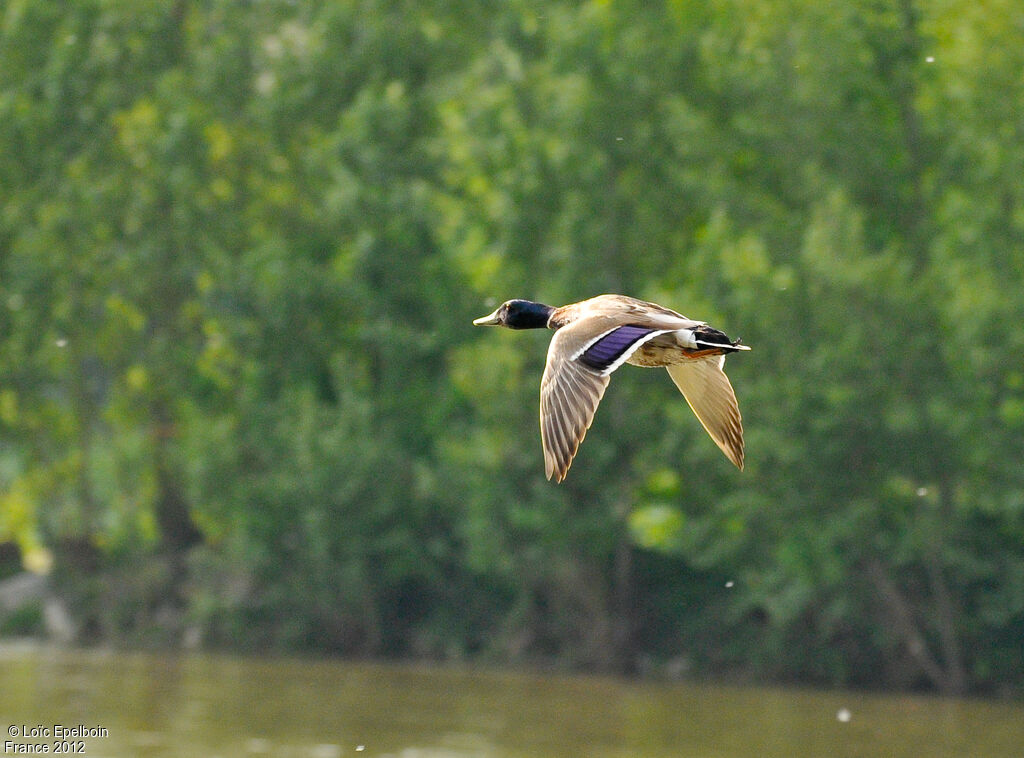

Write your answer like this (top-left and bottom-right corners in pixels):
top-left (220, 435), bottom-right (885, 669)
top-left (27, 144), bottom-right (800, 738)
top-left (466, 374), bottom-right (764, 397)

top-left (473, 294), bottom-right (750, 482)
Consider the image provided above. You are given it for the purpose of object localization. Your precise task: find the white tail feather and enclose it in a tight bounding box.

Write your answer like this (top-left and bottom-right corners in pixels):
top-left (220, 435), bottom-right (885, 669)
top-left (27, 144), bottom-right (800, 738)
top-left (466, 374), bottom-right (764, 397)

top-left (694, 340), bottom-right (751, 351)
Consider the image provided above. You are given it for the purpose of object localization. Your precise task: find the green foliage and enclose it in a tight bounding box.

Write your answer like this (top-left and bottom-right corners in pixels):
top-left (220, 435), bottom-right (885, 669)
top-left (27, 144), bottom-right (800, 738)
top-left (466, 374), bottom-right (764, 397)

top-left (1, 0), bottom-right (1022, 694)
top-left (0, 601), bottom-right (44, 637)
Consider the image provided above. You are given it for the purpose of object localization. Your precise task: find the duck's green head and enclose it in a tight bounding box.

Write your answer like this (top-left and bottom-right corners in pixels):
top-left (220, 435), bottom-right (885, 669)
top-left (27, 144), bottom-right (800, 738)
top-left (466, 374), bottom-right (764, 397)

top-left (473, 299), bottom-right (554, 329)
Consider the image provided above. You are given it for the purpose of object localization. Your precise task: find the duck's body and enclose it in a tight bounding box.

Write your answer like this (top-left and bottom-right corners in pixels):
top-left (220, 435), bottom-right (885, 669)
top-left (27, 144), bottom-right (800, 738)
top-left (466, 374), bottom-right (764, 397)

top-left (473, 294), bottom-right (749, 482)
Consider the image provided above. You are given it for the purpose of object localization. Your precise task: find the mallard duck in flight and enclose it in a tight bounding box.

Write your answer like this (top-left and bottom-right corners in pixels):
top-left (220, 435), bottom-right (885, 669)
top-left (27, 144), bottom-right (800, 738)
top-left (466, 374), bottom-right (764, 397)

top-left (473, 294), bottom-right (750, 482)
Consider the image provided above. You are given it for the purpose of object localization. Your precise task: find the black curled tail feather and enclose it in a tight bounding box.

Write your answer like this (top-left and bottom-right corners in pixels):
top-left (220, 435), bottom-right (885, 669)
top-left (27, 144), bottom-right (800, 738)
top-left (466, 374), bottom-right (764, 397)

top-left (693, 325), bottom-right (746, 353)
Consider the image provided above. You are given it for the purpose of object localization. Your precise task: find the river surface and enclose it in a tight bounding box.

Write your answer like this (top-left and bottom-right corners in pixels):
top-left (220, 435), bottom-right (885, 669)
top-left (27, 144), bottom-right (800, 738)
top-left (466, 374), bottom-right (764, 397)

top-left (1, 643), bottom-right (1021, 757)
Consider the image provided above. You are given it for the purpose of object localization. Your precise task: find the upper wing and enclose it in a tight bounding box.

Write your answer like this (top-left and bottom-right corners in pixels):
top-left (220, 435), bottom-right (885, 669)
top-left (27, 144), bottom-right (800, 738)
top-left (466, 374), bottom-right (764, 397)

top-left (665, 357), bottom-right (745, 469)
top-left (540, 323), bottom-right (667, 481)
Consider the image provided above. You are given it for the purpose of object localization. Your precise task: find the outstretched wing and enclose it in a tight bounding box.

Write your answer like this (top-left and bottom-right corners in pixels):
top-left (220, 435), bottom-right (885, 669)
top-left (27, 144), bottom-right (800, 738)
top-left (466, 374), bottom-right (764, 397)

top-left (665, 356), bottom-right (745, 469)
top-left (540, 323), bottom-right (667, 481)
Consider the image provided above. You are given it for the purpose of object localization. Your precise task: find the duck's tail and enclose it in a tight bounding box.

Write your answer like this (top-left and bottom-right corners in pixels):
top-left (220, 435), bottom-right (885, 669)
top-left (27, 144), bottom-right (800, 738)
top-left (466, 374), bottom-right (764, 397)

top-left (693, 325), bottom-right (751, 353)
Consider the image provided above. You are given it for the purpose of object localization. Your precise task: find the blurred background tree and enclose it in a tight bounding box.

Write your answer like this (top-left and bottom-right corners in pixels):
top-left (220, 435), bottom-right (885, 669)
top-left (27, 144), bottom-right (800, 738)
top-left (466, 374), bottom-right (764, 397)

top-left (1, 0), bottom-right (1022, 694)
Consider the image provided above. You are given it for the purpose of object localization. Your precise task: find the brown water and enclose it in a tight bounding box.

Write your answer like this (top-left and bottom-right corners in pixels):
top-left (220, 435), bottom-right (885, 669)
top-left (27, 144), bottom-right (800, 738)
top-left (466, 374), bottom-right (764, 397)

top-left (1, 643), bottom-right (1021, 757)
